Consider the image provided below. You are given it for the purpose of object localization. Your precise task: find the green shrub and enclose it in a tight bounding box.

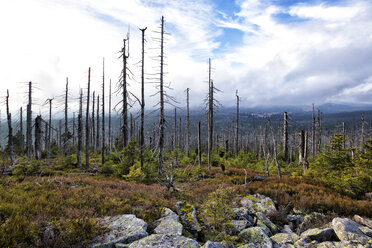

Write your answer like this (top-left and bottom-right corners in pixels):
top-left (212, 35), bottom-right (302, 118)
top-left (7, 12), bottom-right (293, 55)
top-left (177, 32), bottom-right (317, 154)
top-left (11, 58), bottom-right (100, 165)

top-left (123, 163), bottom-right (146, 182)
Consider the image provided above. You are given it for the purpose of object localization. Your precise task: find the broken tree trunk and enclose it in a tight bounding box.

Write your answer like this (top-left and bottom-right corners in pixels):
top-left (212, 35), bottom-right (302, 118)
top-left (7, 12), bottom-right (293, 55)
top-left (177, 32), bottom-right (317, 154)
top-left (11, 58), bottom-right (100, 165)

top-left (102, 58), bottom-right (105, 165)
top-left (47, 99), bottom-right (52, 165)
top-left (283, 112), bottom-right (289, 162)
top-left (35, 115), bottom-right (42, 160)
top-left (186, 88), bottom-right (190, 157)
top-left (158, 16), bottom-right (165, 175)
top-left (27, 81), bottom-right (32, 161)
top-left (198, 120), bottom-right (202, 167)
top-left (77, 89), bottom-right (83, 167)
top-left (64, 77), bottom-right (69, 156)
top-left (140, 27), bottom-right (147, 170)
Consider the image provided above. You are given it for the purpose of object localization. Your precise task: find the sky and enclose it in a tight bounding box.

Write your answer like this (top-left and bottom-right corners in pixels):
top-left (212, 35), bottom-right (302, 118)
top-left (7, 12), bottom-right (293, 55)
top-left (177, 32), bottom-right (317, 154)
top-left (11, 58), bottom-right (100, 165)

top-left (1, 0), bottom-right (372, 117)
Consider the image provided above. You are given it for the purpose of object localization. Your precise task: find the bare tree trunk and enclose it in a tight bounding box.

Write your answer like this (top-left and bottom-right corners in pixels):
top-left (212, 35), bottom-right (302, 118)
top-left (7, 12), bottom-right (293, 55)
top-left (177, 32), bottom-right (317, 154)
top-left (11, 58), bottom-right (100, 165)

top-left (35, 115), bottom-right (42, 160)
top-left (140, 27), bottom-right (146, 170)
top-left (130, 113), bottom-right (133, 141)
top-left (235, 90), bottom-right (239, 156)
top-left (92, 91), bottom-right (95, 153)
top-left (186, 88), bottom-right (190, 157)
top-left (27, 81), bottom-right (32, 161)
top-left (174, 108), bottom-right (177, 151)
top-left (102, 58), bottom-right (105, 165)
top-left (6, 90), bottom-right (14, 166)
top-left (85, 67), bottom-right (91, 169)
top-left (158, 16), bottom-right (165, 175)
top-left (283, 112), bottom-right (289, 162)
top-left (269, 120), bottom-right (282, 180)
top-left (64, 78), bottom-right (69, 156)
top-left (77, 89), bottom-right (83, 167)
top-left (47, 99), bottom-right (52, 165)
top-left (58, 120), bottom-right (62, 149)
top-left (122, 35), bottom-right (129, 148)
top-left (96, 95), bottom-right (100, 150)
top-left (198, 120), bottom-right (202, 167)
top-left (20, 107), bottom-right (24, 152)
top-left (208, 59), bottom-right (213, 171)
top-left (108, 80), bottom-right (112, 159)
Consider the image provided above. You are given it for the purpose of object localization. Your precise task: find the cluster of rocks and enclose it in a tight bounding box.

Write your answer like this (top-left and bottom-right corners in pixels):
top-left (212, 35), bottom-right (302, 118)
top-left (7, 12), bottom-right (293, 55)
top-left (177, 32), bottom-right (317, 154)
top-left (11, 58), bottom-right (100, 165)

top-left (92, 194), bottom-right (372, 248)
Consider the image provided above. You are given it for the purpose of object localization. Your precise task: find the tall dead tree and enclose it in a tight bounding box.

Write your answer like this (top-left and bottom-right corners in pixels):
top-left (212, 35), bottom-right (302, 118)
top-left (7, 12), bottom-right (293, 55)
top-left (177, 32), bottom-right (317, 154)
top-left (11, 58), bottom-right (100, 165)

top-left (77, 89), bottom-right (83, 167)
top-left (121, 33), bottom-right (130, 148)
top-left (6, 90), bottom-right (14, 166)
top-left (102, 58), bottom-right (105, 165)
top-left (64, 77), bottom-right (69, 156)
top-left (96, 95), bottom-right (100, 150)
top-left (158, 16), bottom-right (165, 175)
top-left (35, 115), bottom-right (42, 160)
top-left (108, 80), bottom-right (112, 158)
top-left (342, 122), bottom-right (346, 149)
top-left (283, 112), bottom-right (289, 162)
top-left (92, 91), bottom-right (95, 153)
top-left (208, 59), bottom-right (213, 171)
top-left (140, 27), bottom-right (147, 170)
top-left (186, 88), bottom-right (190, 157)
top-left (173, 108), bottom-right (177, 150)
top-left (73, 112), bottom-right (75, 147)
top-left (198, 120), bottom-right (202, 167)
top-left (235, 90), bottom-right (239, 156)
top-left (26, 81), bottom-right (32, 161)
top-left (85, 67), bottom-right (91, 169)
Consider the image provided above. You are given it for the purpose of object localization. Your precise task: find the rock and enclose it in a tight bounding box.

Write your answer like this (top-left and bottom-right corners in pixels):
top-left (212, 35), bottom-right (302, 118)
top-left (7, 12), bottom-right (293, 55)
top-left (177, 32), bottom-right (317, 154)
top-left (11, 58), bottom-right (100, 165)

top-left (256, 212), bottom-right (280, 235)
top-left (162, 207), bottom-right (178, 218)
top-left (300, 228), bottom-right (339, 242)
top-left (294, 237), bottom-right (317, 248)
top-left (287, 215), bottom-right (304, 231)
top-left (278, 244), bottom-right (295, 248)
top-left (241, 194), bottom-right (277, 215)
top-left (354, 215), bottom-right (372, 229)
top-left (202, 241), bottom-right (227, 248)
top-left (298, 212), bottom-right (326, 234)
top-left (43, 226), bottom-right (55, 246)
top-left (176, 201), bottom-right (202, 233)
top-left (282, 225), bottom-right (295, 234)
top-left (239, 244), bottom-right (258, 248)
top-left (228, 220), bottom-right (250, 234)
top-left (334, 241), bottom-right (369, 247)
top-left (270, 233), bottom-right (295, 245)
top-left (256, 219), bottom-right (272, 236)
top-left (154, 218), bottom-right (183, 235)
top-left (233, 208), bottom-right (254, 223)
top-left (127, 234), bottom-right (199, 248)
top-left (239, 227), bottom-right (273, 248)
top-left (114, 244), bottom-right (129, 248)
top-left (93, 214), bottom-right (148, 247)
top-left (316, 241), bottom-right (336, 248)
top-left (150, 208), bottom-right (179, 230)
top-left (332, 218), bottom-right (372, 244)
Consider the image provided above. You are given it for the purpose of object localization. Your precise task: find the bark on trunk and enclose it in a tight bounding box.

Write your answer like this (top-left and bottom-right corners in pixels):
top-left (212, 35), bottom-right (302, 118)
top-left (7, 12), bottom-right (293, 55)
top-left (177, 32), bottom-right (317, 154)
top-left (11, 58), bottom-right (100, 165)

top-left (77, 90), bottom-right (83, 167)
top-left (85, 68), bottom-right (91, 169)
top-left (6, 90), bottom-right (14, 166)
top-left (35, 115), bottom-right (42, 160)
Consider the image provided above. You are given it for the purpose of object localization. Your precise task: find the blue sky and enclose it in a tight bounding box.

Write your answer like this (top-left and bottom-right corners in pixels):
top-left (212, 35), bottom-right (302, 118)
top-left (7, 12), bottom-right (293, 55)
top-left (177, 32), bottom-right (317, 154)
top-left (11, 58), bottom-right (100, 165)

top-left (1, 0), bottom-right (372, 114)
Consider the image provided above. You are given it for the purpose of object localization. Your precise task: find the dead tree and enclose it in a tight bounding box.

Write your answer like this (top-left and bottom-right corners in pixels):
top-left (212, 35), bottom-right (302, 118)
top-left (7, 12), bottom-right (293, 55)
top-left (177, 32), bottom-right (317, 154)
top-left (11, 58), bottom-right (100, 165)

top-left (198, 120), bottom-right (202, 167)
top-left (72, 112), bottom-right (75, 147)
top-left (77, 89), bottom-right (83, 167)
top-left (47, 99), bottom-right (53, 165)
top-left (140, 27), bottom-right (147, 170)
top-left (6, 90), bottom-right (14, 166)
top-left (185, 88), bottom-right (190, 157)
top-left (34, 115), bottom-right (42, 160)
top-left (158, 16), bottom-right (165, 175)
top-left (108, 80), bottom-right (112, 158)
top-left (342, 122), bottom-right (346, 149)
top-left (299, 130), bottom-right (308, 173)
top-left (64, 77), bottom-right (69, 156)
top-left (102, 58), bottom-right (105, 165)
top-left (92, 91), bottom-right (95, 153)
top-left (121, 33), bottom-right (130, 148)
top-left (85, 67), bottom-right (91, 169)
top-left (283, 112), bottom-right (289, 162)
top-left (96, 95), bottom-right (100, 150)
top-left (269, 120), bottom-right (282, 180)
top-left (26, 81), bottom-right (32, 161)
top-left (235, 90), bottom-right (239, 156)
top-left (173, 108), bottom-right (177, 151)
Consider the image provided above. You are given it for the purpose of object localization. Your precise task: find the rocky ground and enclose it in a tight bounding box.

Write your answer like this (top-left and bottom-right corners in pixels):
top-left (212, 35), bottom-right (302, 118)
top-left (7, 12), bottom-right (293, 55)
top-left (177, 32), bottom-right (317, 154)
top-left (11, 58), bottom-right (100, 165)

top-left (91, 194), bottom-right (372, 248)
